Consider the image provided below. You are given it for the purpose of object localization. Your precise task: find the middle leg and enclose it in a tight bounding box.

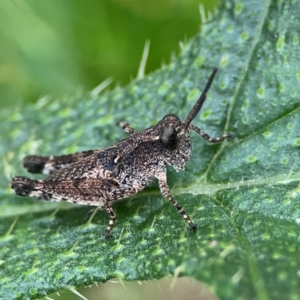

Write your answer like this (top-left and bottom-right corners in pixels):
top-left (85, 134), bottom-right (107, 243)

top-left (118, 121), bottom-right (135, 135)
top-left (104, 204), bottom-right (116, 239)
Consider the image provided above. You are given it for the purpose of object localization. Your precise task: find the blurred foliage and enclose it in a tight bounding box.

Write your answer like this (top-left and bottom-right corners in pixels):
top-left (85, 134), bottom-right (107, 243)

top-left (0, 0), bottom-right (217, 109)
top-left (45, 277), bottom-right (216, 300)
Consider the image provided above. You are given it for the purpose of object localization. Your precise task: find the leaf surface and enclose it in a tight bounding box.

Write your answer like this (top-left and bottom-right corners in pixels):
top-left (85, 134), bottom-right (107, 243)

top-left (1, 0), bottom-right (300, 299)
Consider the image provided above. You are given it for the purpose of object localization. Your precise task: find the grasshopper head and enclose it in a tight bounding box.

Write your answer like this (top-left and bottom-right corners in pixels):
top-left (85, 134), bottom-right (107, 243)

top-left (157, 114), bottom-right (191, 170)
top-left (157, 68), bottom-right (218, 170)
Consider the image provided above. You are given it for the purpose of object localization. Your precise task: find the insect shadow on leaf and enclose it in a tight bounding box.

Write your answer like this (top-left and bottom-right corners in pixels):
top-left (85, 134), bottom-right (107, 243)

top-left (11, 68), bottom-right (234, 239)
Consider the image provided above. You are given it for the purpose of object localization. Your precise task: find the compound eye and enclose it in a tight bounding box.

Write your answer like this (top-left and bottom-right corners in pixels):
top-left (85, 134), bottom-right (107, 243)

top-left (159, 126), bottom-right (178, 151)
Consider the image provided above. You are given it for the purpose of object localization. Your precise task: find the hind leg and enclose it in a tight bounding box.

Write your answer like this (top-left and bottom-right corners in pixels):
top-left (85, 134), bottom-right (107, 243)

top-left (11, 176), bottom-right (119, 238)
top-left (11, 176), bottom-right (52, 199)
top-left (23, 149), bottom-right (96, 174)
top-left (23, 122), bottom-right (135, 174)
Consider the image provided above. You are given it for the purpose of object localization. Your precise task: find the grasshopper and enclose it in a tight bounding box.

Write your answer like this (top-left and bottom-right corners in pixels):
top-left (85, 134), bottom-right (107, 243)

top-left (11, 68), bottom-right (233, 238)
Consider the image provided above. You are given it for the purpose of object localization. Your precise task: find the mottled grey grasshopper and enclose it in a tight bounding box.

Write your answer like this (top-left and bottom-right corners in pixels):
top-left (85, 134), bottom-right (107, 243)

top-left (11, 68), bottom-right (233, 238)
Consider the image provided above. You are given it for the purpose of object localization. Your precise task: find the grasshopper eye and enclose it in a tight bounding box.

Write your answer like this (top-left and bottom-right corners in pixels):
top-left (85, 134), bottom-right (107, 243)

top-left (160, 126), bottom-right (178, 150)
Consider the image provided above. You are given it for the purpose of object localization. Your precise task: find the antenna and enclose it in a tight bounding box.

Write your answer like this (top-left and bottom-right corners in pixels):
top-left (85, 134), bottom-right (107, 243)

top-left (184, 68), bottom-right (218, 130)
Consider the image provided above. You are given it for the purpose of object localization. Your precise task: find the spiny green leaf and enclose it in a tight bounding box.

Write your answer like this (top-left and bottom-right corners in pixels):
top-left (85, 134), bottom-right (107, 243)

top-left (1, 0), bottom-right (300, 299)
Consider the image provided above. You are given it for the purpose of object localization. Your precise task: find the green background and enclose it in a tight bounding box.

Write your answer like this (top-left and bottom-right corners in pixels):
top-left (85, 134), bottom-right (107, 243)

top-left (0, 0), bottom-right (216, 109)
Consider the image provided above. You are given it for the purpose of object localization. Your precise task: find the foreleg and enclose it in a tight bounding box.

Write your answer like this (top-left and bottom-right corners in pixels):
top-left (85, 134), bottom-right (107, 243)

top-left (189, 124), bottom-right (233, 143)
top-left (157, 173), bottom-right (196, 230)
